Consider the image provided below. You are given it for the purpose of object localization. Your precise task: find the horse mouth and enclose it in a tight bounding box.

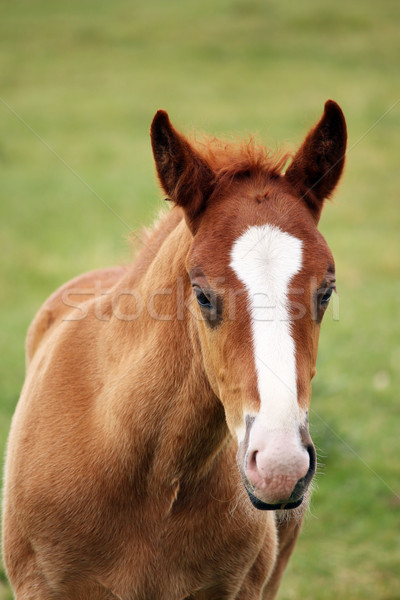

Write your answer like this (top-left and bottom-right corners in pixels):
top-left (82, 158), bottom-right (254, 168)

top-left (246, 489), bottom-right (304, 511)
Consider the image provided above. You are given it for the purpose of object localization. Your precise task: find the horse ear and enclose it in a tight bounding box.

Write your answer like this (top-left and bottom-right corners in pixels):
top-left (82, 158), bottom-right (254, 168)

top-left (150, 110), bottom-right (214, 233)
top-left (285, 100), bottom-right (347, 223)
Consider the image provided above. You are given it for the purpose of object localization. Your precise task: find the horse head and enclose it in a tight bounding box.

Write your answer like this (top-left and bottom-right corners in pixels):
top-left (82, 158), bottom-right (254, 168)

top-left (150, 101), bottom-right (346, 510)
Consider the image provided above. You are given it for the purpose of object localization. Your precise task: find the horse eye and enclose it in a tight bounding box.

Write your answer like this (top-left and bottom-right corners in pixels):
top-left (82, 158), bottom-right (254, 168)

top-left (194, 288), bottom-right (213, 309)
top-left (320, 288), bottom-right (333, 306)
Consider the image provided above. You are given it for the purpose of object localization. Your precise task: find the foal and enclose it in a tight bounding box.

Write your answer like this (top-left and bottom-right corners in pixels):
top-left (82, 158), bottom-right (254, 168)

top-left (3, 101), bottom-right (346, 599)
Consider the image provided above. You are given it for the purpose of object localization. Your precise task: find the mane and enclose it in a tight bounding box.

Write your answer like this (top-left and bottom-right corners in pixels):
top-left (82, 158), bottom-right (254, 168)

top-left (131, 134), bottom-right (292, 258)
top-left (192, 135), bottom-right (292, 187)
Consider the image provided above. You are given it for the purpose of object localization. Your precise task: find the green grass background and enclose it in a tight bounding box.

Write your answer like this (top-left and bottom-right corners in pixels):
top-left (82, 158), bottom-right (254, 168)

top-left (1, 0), bottom-right (399, 598)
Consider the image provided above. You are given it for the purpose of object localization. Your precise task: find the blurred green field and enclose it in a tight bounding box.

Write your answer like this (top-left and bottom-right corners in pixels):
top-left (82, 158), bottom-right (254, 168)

top-left (1, 0), bottom-right (399, 598)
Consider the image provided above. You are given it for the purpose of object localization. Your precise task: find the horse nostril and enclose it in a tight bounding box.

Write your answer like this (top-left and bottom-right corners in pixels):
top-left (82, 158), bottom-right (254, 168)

top-left (247, 449), bottom-right (258, 470)
top-left (306, 444), bottom-right (317, 478)
top-left (287, 444), bottom-right (317, 504)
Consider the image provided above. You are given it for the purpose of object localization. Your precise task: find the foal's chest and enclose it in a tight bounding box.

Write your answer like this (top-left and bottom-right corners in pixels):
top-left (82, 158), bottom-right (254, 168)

top-left (115, 496), bottom-right (276, 599)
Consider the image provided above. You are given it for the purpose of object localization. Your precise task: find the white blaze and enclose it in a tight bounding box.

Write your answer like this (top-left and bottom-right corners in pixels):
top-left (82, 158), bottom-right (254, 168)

top-left (230, 224), bottom-right (303, 438)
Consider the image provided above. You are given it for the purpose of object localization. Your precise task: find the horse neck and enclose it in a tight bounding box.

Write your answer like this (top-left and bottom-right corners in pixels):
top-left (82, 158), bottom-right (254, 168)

top-left (105, 210), bottom-right (230, 492)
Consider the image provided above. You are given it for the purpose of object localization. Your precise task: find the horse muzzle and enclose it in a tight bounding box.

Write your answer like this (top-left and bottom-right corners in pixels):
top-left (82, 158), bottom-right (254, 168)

top-left (239, 419), bottom-right (317, 511)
